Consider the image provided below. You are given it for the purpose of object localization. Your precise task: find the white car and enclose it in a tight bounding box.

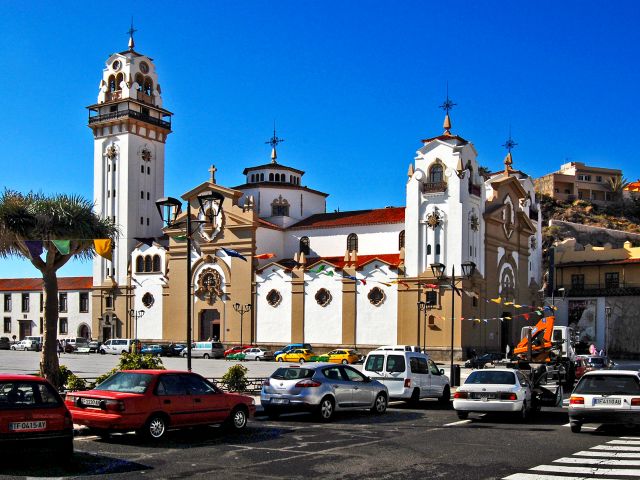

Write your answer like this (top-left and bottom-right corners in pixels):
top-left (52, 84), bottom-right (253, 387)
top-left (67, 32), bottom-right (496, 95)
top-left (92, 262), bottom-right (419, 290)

top-left (453, 368), bottom-right (533, 420)
top-left (242, 347), bottom-right (274, 361)
top-left (568, 369), bottom-right (640, 433)
top-left (10, 340), bottom-right (31, 351)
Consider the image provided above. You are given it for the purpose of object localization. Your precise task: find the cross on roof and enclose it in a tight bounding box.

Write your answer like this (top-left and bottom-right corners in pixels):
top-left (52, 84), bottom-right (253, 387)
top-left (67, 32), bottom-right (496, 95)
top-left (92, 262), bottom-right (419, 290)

top-left (265, 126), bottom-right (284, 149)
top-left (209, 164), bottom-right (217, 183)
top-left (127, 18), bottom-right (137, 51)
top-left (439, 82), bottom-right (456, 115)
top-left (502, 128), bottom-right (518, 153)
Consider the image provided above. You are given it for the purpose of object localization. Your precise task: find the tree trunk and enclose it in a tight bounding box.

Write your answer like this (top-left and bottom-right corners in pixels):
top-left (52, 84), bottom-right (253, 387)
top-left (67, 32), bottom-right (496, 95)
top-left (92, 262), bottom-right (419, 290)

top-left (40, 269), bottom-right (61, 389)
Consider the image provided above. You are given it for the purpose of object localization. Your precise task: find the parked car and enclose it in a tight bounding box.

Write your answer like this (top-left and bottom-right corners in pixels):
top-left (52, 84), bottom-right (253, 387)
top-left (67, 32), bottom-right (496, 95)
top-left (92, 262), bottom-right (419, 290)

top-left (273, 343), bottom-right (313, 357)
top-left (275, 348), bottom-right (314, 363)
top-left (187, 341), bottom-right (225, 359)
top-left (24, 336), bottom-right (43, 351)
top-left (453, 368), bottom-right (533, 420)
top-left (242, 347), bottom-right (274, 361)
top-left (0, 337), bottom-right (11, 350)
top-left (326, 349), bottom-right (361, 365)
top-left (224, 345), bottom-right (253, 358)
top-left (568, 369), bottom-right (640, 433)
top-left (464, 352), bottom-right (504, 369)
top-left (261, 363), bottom-right (388, 421)
top-left (99, 338), bottom-right (134, 355)
top-left (88, 340), bottom-right (102, 353)
top-left (171, 344), bottom-right (186, 355)
top-left (10, 340), bottom-right (31, 351)
top-left (585, 355), bottom-right (614, 371)
top-left (0, 374), bottom-right (74, 459)
top-left (64, 337), bottom-right (90, 353)
top-left (65, 370), bottom-right (255, 440)
top-left (140, 344), bottom-right (163, 356)
top-left (575, 356), bottom-right (590, 380)
top-left (362, 345), bottom-right (450, 405)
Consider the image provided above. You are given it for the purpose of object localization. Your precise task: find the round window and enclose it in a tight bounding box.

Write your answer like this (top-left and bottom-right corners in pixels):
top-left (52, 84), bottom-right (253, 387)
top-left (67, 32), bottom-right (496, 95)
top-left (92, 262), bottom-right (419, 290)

top-left (367, 287), bottom-right (385, 306)
top-left (266, 289), bottom-right (282, 307)
top-left (142, 292), bottom-right (154, 308)
top-left (139, 61), bottom-right (149, 74)
top-left (112, 60), bottom-right (121, 71)
top-left (315, 288), bottom-right (332, 307)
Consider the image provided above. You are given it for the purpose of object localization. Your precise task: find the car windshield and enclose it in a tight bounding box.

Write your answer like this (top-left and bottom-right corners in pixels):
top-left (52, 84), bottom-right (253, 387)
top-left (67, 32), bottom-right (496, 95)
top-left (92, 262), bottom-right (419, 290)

top-left (0, 381), bottom-right (61, 409)
top-left (95, 372), bottom-right (154, 394)
top-left (588, 357), bottom-right (606, 366)
top-left (466, 371), bottom-right (516, 385)
top-left (574, 374), bottom-right (640, 395)
top-left (271, 368), bottom-right (315, 380)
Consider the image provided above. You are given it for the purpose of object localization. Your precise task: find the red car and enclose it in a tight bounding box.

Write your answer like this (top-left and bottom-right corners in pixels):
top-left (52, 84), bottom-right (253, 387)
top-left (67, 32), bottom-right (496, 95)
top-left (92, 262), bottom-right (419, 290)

top-left (0, 374), bottom-right (74, 459)
top-left (224, 345), bottom-right (254, 357)
top-left (65, 370), bottom-right (255, 440)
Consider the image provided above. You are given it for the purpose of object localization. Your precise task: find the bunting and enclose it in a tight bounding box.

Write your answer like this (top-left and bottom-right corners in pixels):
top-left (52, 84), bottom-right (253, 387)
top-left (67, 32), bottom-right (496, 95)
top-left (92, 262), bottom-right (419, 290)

top-left (255, 253), bottom-right (276, 260)
top-left (24, 240), bottom-right (43, 259)
top-left (221, 247), bottom-right (247, 261)
top-left (310, 265), bottom-right (326, 274)
top-left (52, 240), bottom-right (70, 255)
top-left (94, 239), bottom-right (112, 261)
top-left (490, 296), bottom-right (502, 304)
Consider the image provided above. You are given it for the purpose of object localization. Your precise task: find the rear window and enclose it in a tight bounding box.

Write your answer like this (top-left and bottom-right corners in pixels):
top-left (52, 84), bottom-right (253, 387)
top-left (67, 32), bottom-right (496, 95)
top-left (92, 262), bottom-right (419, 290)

top-left (0, 381), bottom-right (61, 409)
top-left (386, 355), bottom-right (406, 373)
top-left (365, 354), bottom-right (385, 372)
top-left (271, 368), bottom-right (315, 380)
top-left (466, 371), bottom-right (516, 385)
top-left (95, 372), bottom-right (154, 393)
top-left (212, 343), bottom-right (223, 349)
top-left (574, 374), bottom-right (640, 394)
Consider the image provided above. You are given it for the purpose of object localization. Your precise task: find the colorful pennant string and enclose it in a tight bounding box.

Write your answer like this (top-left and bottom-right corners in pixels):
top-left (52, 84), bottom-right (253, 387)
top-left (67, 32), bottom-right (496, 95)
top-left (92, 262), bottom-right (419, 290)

top-left (255, 253), bottom-right (276, 260)
top-left (94, 239), bottom-right (112, 261)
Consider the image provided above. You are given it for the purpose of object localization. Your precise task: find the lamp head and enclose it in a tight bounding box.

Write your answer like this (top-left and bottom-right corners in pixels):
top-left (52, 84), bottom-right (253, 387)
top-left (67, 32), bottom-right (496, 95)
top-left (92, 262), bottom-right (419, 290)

top-left (197, 191), bottom-right (225, 221)
top-left (461, 261), bottom-right (476, 279)
top-left (156, 197), bottom-right (182, 227)
top-left (430, 263), bottom-right (446, 280)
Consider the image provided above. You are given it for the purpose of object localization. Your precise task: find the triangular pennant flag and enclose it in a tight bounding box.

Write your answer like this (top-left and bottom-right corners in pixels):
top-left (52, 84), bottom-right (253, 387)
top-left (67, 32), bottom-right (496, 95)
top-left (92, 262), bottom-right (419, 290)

top-left (424, 283), bottom-right (439, 289)
top-left (522, 313), bottom-right (530, 320)
top-left (490, 296), bottom-right (502, 304)
top-left (344, 274), bottom-right (358, 282)
top-left (94, 239), bottom-right (112, 261)
top-left (323, 270), bottom-right (334, 277)
top-left (361, 279), bottom-right (367, 285)
top-left (514, 304), bottom-right (522, 309)
top-left (310, 265), bottom-right (326, 274)
top-left (52, 240), bottom-right (70, 255)
top-left (24, 240), bottom-right (43, 259)
top-left (376, 281), bottom-right (391, 287)
top-left (134, 237), bottom-right (155, 247)
top-left (221, 247), bottom-right (247, 261)
top-left (255, 253), bottom-right (276, 260)
top-left (173, 235), bottom-right (187, 242)
top-left (504, 301), bottom-right (514, 306)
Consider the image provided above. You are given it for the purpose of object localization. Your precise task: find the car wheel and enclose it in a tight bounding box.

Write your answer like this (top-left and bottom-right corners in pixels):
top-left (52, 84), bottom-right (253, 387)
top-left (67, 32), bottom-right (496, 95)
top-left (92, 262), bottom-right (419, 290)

top-left (438, 386), bottom-right (451, 406)
top-left (100, 349), bottom-right (105, 355)
top-left (371, 393), bottom-right (387, 415)
top-left (203, 353), bottom-right (210, 359)
top-left (277, 357), bottom-right (283, 362)
top-left (256, 356), bottom-right (262, 361)
top-left (299, 358), bottom-right (305, 364)
top-left (570, 422), bottom-right (582, 433)
top-left (317, 396), bottom-right (335, 422)
top-left (456, 411), bottom-right (469, 420)
top-left (225, 406), bottom-right (248, 431)
top-left (518, 401), bottom-right (529, 422)
top-left (141, 414), bottom-right (168, 440)
top-left (407, 388), bottom-right (421, 407)
top-left (341, 359), bottom-right (348, 365)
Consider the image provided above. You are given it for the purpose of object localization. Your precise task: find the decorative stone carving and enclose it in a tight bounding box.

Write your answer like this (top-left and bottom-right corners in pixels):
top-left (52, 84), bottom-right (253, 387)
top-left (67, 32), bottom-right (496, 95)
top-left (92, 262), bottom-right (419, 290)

top-left (367, 287), bottom-right (385, 306)
top-left (195, 268), bottom-right (224, 305)
top-left (470, 213), bottom-right (479, 232)
top-left (141, 148), bottom-right (152, 162)
top-left (266, 289), bottom-right (282, 307)
top-left (315, 288), bottom-right (332, 307)
top-left (426, 210), bottom-right (442, 229)
top-left (105, 144), bottom-right (118, 160)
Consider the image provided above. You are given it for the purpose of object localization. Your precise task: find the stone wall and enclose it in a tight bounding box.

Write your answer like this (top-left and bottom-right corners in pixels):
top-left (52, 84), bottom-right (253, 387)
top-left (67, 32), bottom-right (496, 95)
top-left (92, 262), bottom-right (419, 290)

top-left (549, 220), bottom-right (640, 248)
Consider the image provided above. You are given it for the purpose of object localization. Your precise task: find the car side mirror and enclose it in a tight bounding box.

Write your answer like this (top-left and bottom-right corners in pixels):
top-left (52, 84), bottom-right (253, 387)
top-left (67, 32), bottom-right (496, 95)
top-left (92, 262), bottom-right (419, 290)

top-left (439, 369), bottom-right (445, 375)
top-left (364, 376), bottom-right (372, 383)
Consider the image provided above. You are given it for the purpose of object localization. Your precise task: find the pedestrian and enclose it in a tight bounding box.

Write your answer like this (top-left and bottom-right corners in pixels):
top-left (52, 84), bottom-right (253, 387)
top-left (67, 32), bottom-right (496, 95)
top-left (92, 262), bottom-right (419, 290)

top-left (57, 340), bottom-right (63, 357)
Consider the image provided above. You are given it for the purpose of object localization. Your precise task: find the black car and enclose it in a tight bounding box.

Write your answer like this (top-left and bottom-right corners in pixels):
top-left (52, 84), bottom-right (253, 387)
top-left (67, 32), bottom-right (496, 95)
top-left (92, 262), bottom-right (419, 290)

top-left (88, 340), bottom-right (102, 353)
top-left (160, 343), bottom-right (184, 356)
top-left (0, 337), bottom-right (10, 350)
top-left (464, 352), bottom-right (504, 369)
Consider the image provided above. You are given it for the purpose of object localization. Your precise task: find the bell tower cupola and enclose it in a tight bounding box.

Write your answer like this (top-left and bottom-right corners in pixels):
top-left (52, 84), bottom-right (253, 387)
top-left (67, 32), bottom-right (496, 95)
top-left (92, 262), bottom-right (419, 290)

top-left (89, 28), bottom-right (173, 286)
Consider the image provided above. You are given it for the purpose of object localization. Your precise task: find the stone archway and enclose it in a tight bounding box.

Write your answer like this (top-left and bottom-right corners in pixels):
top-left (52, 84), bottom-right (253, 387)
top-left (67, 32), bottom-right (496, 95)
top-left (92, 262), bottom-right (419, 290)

top-left (199, 310), bottom-right (220, 341)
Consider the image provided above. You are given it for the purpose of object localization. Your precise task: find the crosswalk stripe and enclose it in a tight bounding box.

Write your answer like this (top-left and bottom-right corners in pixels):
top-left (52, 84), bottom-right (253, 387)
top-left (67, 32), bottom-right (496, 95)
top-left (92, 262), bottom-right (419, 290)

top-left (590, 445), bottom-right (640, 451)
top-left (574, 450), bottom-right (640, 458)
top-left (503, 473), bottom-right (628, 480)
top-left (554, 456), bottom-right (640, 466)
top-left (622, 437), bottom-right (640, 440)
top-left (531, 464), bottom-right (640, 476)
top-left (609, 440), bottom-right (640, 445)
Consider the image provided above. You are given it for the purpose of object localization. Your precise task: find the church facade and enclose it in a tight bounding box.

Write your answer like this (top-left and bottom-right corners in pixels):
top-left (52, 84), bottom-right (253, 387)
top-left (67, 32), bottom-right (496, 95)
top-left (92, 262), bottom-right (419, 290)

top-left (88, 39), bottom-right (543, 360)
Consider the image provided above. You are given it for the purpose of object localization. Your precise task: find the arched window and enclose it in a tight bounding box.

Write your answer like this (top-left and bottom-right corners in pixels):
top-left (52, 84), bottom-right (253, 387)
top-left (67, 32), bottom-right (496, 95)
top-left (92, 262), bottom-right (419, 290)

top-left (143, 77), bottom-right (153, 96)
top-left (275, 173), bottom-right (280, 182)
top-left (144, 255), bottom-right (152, 272)
top-left (108, 75), bottom-right (116, 92)
top-left (153, 255), bottom-right (161, 272)
top-left (289, 175), bottom-right (293, 183)
top-left (135, 73), bottom-right (144, 92)
top-left (300, 236), bottom-right (310, 255)
top-left (399, 230), bottom-right (405, 249)
top-left (250, 174), bottom-right (255, 182)
top-left (115, 73), bottom-right (124, 91)
top-left (347, 233), bottom-right (358, 252)
top-left (271, 196), bottom-right (290, 216)
top-left (269, 173), bottom-right (274, 181)
top-left (429, 164), bottom-right (444, 183)
top-left (436, 244), bottom-right (441, 255)
top-left (136, 256), bottom-right (144, 273)
top-left (427, 245), bottom-right (432, 255)
top-left (260, 173), bottom-right (264, 181)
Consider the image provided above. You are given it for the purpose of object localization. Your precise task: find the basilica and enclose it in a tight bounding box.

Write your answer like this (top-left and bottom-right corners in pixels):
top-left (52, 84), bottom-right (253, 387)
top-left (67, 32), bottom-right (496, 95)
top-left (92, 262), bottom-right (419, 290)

top-left (88, 36), bottom-right (543, 360)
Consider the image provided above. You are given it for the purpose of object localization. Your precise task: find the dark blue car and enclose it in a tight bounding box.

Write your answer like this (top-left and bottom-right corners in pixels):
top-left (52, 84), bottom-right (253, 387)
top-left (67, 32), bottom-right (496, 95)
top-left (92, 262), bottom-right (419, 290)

top-left (140, 344), bottom-right (163, 356)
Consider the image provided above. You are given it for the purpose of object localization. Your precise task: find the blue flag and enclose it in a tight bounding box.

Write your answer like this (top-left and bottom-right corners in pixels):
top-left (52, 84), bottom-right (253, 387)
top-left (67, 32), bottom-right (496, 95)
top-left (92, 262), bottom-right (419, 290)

top-left (221, 247), bottom-right (247, 262)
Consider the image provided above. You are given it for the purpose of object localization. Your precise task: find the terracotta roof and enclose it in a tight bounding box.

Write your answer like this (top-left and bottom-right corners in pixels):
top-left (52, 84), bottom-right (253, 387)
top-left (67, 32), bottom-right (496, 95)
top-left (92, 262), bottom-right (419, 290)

top-left (306, 254), bottom-right (401, 271)
top-left (288, 207), bottom-right (405, 229)
top-left (258, 218), bottom-right (283, 230)
top-left (0, 277), bottom-right (93, 292)
top-left (556, 258), bottom-right (640, 268)
top-left (420, 134), bottom-right (468, 144)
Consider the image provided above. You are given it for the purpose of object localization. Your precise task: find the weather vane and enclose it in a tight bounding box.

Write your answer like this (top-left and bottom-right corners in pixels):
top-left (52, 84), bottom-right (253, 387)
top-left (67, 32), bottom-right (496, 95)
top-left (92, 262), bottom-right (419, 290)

top-left (127, 18), bottom-right (137, 50)
top-left (502, 127), bottom-right (517, 153)
top-left (265, 123), bottom-right (284, 149)
top-left (439, 82), bottom-right (456, 115)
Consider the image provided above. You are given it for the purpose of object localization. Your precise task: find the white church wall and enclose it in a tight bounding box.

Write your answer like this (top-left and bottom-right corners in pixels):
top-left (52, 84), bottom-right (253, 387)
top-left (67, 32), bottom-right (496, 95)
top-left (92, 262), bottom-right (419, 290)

top-left (256, 227), bottom-right (284, 261)
top-left (240, 186), bottom-right (326, 224)
top-left (355, 264), bottom-right (398, 346)
top-left (256, 266), bottom-right (292, 343)
top-left (304, 267), bottom-right (342, 345)
top-left (132, 244), bottom-right (167, 340)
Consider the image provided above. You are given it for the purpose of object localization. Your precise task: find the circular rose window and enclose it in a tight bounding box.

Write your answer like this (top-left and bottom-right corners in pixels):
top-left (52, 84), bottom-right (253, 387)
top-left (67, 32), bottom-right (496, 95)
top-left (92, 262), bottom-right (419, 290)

top-left (315, 288), bottom-right (332, 307)
top-left (142, 292), bottom-right (154, 308)
top-left (266, 289), bottom-right (282, 307)
top-left (368, 287), bottom-right (385, 306)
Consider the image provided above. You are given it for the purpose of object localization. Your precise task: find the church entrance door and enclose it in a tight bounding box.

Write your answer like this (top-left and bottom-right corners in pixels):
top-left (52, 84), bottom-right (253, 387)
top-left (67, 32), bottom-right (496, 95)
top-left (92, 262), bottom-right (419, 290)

top-left (200, 310), bottom-right (220, 341)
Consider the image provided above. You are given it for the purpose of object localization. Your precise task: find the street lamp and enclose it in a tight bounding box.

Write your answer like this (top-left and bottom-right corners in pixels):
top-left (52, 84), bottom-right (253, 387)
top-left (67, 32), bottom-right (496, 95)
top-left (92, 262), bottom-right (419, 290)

top-left (128, 309), bottom-right (145, 349)
top-left (604, 305), bottom-right (612, 356)
top-left (417, 300), bottom-right (429, 353)
top-left (430, 261), bottom-right (476, 387)
top-left (156, 191), bottom-right (224, 371)
top-left (233, 303), bottom-right (252, 347)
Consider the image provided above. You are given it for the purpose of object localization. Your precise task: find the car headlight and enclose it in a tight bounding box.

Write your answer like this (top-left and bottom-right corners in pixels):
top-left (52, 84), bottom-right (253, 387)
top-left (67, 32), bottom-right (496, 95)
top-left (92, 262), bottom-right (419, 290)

top-left (251, 398), bottom-right (256, 405)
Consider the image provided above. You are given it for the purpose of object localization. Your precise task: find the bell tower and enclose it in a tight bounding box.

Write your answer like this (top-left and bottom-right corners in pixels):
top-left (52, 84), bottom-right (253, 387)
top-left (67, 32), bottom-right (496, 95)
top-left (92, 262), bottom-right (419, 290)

top-left (89, 30), bottom-right (172, 286)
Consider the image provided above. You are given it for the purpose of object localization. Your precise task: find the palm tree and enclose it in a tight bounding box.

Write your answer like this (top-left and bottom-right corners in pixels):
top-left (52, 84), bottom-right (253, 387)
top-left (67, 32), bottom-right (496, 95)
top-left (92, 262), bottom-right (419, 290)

top-left (608, 175), bottom-right (630, 201)
top-left (0, 190), bottom-right (116, 388)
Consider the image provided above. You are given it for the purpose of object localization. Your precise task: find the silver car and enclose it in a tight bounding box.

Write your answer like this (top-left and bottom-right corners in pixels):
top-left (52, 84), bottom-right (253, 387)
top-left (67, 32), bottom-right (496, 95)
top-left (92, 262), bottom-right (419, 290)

top-left (243, 347), bottom-right (274, 361)
top-left (261, 363), bottom-right (388, 421)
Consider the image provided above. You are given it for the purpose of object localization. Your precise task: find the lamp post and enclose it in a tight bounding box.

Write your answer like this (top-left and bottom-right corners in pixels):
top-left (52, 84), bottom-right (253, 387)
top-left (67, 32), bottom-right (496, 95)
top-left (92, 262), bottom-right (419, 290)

top-left (430, 261), bottom-right (476, 387)
top-left (417, 300), bottom-right (428, 352)
top-left (128, 309), bottom-right (145, 350)
top-left (156, 191), bottom-right (224, 371)
top-left (233, 303), bottom-right (252, 347)
top-left (604, 305), bottom-right (611, 356)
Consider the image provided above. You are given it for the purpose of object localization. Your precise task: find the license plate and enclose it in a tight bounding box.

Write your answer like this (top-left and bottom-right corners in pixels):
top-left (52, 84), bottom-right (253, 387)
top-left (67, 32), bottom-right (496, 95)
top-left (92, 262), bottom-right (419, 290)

top-left (271, 398), bottom-right (289, 405)
top-left (81, 397), bottom-right (102, 407)
top-left (10, 421), bottom-right (46, 431)
top-left (593, 397), bottom-right (621, 406)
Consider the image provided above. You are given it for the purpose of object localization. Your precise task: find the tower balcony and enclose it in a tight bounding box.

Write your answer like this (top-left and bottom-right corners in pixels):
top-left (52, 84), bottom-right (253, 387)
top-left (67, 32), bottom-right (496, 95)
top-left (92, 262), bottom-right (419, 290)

top-left (88, 109), bottom-right (171, 130)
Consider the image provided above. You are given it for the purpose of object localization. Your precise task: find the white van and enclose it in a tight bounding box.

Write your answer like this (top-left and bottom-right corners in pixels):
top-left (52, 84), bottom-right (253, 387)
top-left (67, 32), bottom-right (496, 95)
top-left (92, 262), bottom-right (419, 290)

top-left (24, 336), bottom-right (43, 351)
top-left (362, 345), bottom-right (450, 404)
top-left (188, 341), bottom-right (225, 359)
top-left (99, 338), bottom-right (134, 355)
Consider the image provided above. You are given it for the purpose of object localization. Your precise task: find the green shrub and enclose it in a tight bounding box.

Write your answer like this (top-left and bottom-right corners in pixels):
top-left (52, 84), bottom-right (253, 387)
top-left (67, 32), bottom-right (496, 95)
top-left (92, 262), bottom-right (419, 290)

top-left (94, 352), bottom-right (165, 387)
top-left (221, 364), bottom-right (248, 392)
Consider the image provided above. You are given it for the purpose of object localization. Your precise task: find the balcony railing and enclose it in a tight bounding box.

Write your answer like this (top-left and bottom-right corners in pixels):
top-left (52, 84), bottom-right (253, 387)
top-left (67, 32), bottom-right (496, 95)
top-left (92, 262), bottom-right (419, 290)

top-left (422, 181), bottom-right (447, 194)
top-left (88, 109), bottom-right (171, 129)
top-left (561, 283), bottom-right (640, 297)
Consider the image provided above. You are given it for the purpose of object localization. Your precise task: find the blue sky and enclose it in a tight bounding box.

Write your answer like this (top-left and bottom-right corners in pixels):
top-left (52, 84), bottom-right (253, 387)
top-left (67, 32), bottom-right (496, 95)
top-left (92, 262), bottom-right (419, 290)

top-left (1, 0), bottom-right (640, 278)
